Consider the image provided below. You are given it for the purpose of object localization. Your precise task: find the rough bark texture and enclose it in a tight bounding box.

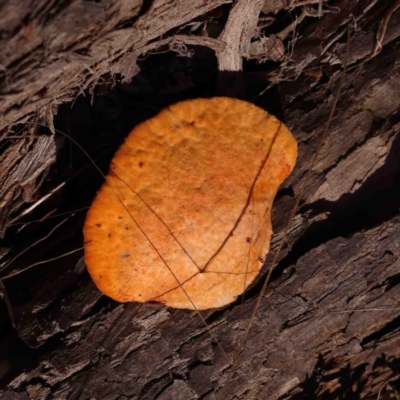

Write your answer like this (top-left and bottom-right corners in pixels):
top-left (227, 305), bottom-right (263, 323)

top-left (1, 0), bottom-right (400, 399)
top-left (0, 0), bottom-right (230, 130)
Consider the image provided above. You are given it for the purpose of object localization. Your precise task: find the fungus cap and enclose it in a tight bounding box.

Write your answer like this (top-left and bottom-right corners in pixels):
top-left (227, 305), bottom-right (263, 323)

top-left (83, 97), bottom-right (297, 310)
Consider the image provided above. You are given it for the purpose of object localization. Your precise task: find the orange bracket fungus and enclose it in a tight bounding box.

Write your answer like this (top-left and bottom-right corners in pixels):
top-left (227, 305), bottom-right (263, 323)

top-left (83, 97), bottom-right (297, 310)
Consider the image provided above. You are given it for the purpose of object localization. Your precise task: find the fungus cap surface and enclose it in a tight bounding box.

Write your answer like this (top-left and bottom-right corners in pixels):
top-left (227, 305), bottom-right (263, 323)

top-left (83, 97), bottom-right (297, 310)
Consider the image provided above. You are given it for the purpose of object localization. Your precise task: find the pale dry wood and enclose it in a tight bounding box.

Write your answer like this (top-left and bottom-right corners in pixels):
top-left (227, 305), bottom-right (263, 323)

top-left (217, 0), bottom-right (264, 70)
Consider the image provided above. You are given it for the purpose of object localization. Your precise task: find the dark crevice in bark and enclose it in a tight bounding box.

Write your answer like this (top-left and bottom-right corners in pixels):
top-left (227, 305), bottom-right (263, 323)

top-left (361, 317), bottom-right (400, 347)
top-left (276, 132), bottom-right (400, 274)
top-left (384, 273), bottom-right (400, 293)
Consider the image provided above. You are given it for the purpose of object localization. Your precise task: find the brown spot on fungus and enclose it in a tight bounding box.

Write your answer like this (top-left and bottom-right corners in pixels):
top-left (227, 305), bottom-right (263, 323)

top-left (83, 97), bottom-right (297, 310)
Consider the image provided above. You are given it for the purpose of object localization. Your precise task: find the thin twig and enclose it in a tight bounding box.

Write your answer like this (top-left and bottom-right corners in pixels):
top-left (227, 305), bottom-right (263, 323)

top-left (276, 10), bottom-right (308, 41)
top-left (318, 0), bottom-right (323, 17)
top-left (370, 0), bottom-right (400, 59)
top-left (7, 181), bottom-right (68, 226)
top-left (348, 0), bottom-right (400, 71)
top-left (2, 247), bottom-right (84, 280)
top-left (7, 145), bottom-right (117, 227)
top-left (1, 216), bottom-right (71, 275)
top-left (377, 375), bottom-right (400, 400)
top-left (217, 25), bottom-right (351, 400)
top-left (8, 206), bottom-right (91, 226)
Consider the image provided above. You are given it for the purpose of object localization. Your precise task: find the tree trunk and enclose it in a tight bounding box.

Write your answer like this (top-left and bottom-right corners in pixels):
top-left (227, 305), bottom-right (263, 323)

top-left (1, 0), bottom-right (400, 399)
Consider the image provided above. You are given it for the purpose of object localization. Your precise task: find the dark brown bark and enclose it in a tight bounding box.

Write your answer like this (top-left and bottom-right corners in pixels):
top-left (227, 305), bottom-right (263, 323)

top-left (1, 1), bottom-right (400, 399)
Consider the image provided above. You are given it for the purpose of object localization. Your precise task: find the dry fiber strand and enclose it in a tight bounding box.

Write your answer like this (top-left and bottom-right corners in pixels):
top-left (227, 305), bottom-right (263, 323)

top-left (83, 97), bottom-right (297, 309)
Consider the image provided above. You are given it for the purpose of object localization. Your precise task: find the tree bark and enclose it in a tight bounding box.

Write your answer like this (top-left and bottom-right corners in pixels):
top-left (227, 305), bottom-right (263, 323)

top-left (1, 0), bottom-right (400, 399)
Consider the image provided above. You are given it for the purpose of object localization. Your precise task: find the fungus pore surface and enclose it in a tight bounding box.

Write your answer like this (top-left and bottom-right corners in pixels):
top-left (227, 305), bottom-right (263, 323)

top-left (83, 97), bottom-right (297, 310)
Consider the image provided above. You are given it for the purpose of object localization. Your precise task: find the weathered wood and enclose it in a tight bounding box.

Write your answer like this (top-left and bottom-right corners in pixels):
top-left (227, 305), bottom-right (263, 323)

top-left (216, 0), bottom-right (264, 70)
top-left (0, 0), bottom-right (230, 131)
top-left (1, 0), bottom-right (400, 399)
top-left (0, 136), bottom-right (56, 237)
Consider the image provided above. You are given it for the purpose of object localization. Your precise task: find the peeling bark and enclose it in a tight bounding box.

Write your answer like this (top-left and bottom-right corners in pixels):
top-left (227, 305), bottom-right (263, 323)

top-left (0, 0), bottom-right (230, 131)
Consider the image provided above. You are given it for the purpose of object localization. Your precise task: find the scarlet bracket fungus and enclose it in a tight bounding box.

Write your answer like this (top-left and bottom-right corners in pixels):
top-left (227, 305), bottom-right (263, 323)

top-left (83, 97), bottom-right (297, 310)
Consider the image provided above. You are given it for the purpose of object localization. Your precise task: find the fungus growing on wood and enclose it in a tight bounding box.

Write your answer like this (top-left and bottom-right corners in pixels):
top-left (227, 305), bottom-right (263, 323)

top-left (83, 97), bottom-right (297, 310)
